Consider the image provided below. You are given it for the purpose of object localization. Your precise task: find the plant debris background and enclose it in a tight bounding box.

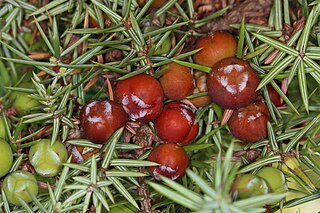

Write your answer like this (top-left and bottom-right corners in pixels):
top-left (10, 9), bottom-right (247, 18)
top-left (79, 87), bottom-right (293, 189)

top-left (0, 0), bottom-right (319, 212)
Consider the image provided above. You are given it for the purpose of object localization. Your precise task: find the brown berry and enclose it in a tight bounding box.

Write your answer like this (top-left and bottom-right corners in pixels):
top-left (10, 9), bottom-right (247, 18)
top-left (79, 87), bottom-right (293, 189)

top-left (266, 82), bottom-right (283, 107)
top-left (228, 99), bottom-right (270, 143)
top-left (148, 144), bottom-right (189, 180)
top-left (207, 57), bottom-right (260, 109)
top-left (70, 146), bottom-right (100, 164)
top-left (80, 100), bottom-right (127, 144)
top-left (114, 74), bottom-right (164, 123)
top-left (190, 71), bottom-right (211, 107)
top-left (155, 102), bottom-right (199, 145)
top-left (191, 95), bottom-right (211, 108)
top-left (160, 62), bottom-right (194, 100)
top-left (194, 31), bottom-right (237, 67)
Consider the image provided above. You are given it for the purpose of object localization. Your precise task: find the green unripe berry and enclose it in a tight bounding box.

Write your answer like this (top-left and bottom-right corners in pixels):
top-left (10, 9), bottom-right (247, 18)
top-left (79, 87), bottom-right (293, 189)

top-left (9, 82), bottom-right (40, 115)
top-left (235, 174), bottom-right (269, 199)
top-left (256, 167), bottom-right (288, 194)
top-left (256, 167), bottom-right (287, 204)
top-left (29, 139), bottom-right (68, 177)
top-left (0, 138), bottom-right (13, 178)
top-left (2, 170), bottom-right (39, 206)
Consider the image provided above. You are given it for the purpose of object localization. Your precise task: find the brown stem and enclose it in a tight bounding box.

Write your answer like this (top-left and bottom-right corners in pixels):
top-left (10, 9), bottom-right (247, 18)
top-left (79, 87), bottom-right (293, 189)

top-left (138, 170), bottom-right (154, 213)
top-left (134, 125), bottom-right (159, 213)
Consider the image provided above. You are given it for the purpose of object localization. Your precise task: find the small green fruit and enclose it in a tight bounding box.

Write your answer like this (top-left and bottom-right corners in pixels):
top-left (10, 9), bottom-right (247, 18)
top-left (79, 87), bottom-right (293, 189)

top-left (9, 82), bottom-right (40, 115)
top-left (0, 138), bottom-right (13, 178)
top-left (235, 174), bottom-right (269, 199)
top-left (2, 170), bottom-right (39, 206)
top-left (256, 167), bottom-right (288, 204)
top-left (256, 167), bottom-right (288, 194)
top-left (29, 139), bottom-right (68, 177)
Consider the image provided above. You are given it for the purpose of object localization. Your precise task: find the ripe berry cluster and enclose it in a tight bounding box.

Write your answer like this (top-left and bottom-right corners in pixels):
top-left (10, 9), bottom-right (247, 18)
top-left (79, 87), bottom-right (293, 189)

top-left (79, 31), bottom-right (282, 181)
top-left (194, 31), bottom-right (275, 143)
top-left (80, 72), bottom-right (199, 180)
